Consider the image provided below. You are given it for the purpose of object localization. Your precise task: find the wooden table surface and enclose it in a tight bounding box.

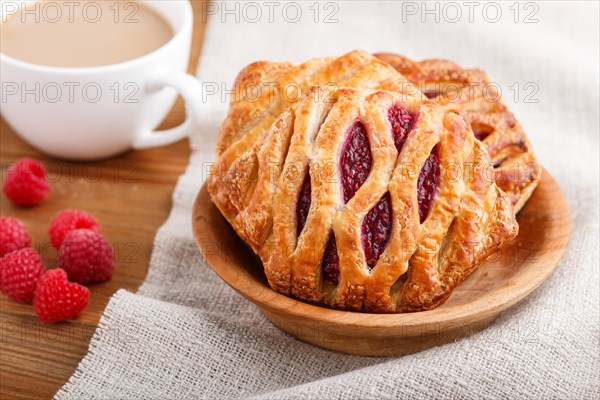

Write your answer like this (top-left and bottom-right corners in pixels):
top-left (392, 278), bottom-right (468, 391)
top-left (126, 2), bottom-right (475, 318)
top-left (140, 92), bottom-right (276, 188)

top-left (0, 3), bottom-right (207, 398)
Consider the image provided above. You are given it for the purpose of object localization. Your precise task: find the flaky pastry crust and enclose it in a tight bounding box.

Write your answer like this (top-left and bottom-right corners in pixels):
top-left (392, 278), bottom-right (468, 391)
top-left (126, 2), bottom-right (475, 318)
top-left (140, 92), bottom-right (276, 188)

top-left (208, 51), bottom-right (520, 312)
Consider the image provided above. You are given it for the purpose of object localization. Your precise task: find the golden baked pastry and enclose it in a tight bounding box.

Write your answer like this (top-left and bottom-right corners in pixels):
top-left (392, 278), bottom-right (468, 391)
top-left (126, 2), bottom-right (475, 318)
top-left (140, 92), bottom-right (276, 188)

top-left (208, 51), bottom-right (519, 312)
top-left (375, 53), bottom-right (541, 212)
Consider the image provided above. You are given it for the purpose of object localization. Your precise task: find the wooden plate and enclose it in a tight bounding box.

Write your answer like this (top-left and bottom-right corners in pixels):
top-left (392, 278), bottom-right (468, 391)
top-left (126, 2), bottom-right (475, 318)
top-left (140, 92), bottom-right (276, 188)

top-left (192, 170), bottom-right (571, 356)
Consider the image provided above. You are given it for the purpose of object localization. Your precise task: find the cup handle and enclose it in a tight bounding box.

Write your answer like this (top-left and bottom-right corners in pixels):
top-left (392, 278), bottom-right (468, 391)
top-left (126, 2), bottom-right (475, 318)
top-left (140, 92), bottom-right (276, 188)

top-left (132, 73), bottom-right (202, 149)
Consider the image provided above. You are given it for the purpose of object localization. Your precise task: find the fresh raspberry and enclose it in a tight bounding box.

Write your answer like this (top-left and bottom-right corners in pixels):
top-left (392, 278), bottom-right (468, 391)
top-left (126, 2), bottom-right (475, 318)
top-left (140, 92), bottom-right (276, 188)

top-left (49, 210), bottom-right (101, 249)
top-left (34, 268), bottom-right (89, 323)
top-left (0, 248), bottom-right (45, 303)
top-left (2, 158), bottom-right (50, 206)
top-left (0, 217), bottom-right (31, 257)
top-left (59, 229), bottom-right (114, 284)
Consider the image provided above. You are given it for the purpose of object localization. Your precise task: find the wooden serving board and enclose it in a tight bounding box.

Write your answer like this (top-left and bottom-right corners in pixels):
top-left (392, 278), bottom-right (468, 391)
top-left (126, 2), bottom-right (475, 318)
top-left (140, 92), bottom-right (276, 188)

top-left (193, 170), bottom-right (571, 356)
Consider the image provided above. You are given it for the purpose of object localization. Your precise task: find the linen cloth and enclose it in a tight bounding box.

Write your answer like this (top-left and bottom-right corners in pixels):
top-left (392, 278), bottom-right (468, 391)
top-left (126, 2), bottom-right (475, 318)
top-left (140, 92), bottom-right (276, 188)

top-left (56, 2), bottom-right (599, 399)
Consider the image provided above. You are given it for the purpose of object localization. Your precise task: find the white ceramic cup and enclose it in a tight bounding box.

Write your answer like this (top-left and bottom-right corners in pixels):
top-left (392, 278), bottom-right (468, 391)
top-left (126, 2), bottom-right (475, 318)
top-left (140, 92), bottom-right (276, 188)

top-left (0, 0), bottom-right (202, 160)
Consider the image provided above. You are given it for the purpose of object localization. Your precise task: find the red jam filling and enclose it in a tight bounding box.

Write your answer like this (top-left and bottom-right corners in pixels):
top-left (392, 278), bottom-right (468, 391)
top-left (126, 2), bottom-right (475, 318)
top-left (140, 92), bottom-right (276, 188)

top-left (296, 172), bottom-right (311, 236)
top-left (340, 121), bottom-right (371, 203)
top-left (321, 234), bottom-right (340, 284)
top-left (417, 145), bottom-right (441, 224)
top-left (473, 127), bottom-right (492, 141)
top-left (388, 106), bottom-right (416, 153)
top-left (424, 91), bottom-right (441, 99)
top-left (361, 192), bottom-right (392, 270)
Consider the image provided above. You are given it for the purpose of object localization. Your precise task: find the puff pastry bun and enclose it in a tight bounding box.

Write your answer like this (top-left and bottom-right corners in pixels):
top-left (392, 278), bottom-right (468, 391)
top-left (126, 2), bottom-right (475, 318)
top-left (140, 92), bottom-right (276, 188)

top-left (208, 51), bottom-right (522, 312)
